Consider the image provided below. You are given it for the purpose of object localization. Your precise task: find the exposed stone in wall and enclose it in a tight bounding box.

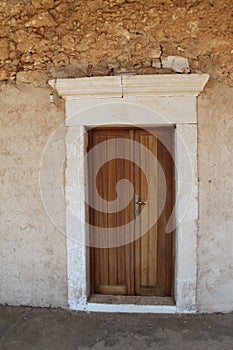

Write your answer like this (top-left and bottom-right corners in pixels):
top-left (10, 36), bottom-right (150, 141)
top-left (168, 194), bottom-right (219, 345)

top-left (0, 0), bottom-right (232, 85)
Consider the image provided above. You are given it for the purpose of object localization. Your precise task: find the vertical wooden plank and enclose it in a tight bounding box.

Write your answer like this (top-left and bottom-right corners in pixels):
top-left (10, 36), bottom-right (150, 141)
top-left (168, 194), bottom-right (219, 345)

top-left (128, 129), bottom-right (135, 295)
top-left (156, 129), bottom-right (175, 292)
top-left (97, 135), bottom-right (109, 286)
top-left (117, 132), bottom-right (126, 285)
top-left (134, 129), bottom-right (141, 295)
top-left (148, 135), bottom-right (158, 286)
top-left (164, 130), bottom-right (175, 294)
top-left (93, 133), bottom-right (101, 291)
top-left (156, 135), bottom-right (166, 287)
top-left (117, 169), bottom-right (125, 284)
top-left (121, 129), bottom-right (135, 295)
top-left (108, 136), bottom-right (118, 285)
top-left (88, 130), bottom-right (95, 294)
top-left (140, 134), bottom-right (149, 287)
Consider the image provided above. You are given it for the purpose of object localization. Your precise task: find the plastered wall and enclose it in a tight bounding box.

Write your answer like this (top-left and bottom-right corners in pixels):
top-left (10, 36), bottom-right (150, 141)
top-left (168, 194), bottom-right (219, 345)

top-left (0, 84), bottom-right (67, 307)
top-left (197, 81), bottom-right (233, 312)
top-left (1, 81), bottom-right (232, 312)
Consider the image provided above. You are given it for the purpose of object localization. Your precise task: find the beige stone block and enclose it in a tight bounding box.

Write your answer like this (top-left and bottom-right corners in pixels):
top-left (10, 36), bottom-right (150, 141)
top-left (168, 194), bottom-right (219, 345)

top-left (25, 12), bottom-right (56, 27)
top-left (0, 69), bottom-right (8, 81)
top-left (0, 39), bottom-right (9, 60)
top-left (17, 41), bottom-right (34, 53)
top-left (152, 59), bottom-right (161, 68)
top-left (148, 47), bottom-right (161, 59)
top-left (16, 71), bottom-right (47, 86)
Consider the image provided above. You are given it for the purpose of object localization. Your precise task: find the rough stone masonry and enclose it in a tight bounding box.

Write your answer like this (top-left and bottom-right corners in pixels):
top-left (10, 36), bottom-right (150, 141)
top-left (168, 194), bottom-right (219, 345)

top-left (0, 0), bottom-right (232, 85)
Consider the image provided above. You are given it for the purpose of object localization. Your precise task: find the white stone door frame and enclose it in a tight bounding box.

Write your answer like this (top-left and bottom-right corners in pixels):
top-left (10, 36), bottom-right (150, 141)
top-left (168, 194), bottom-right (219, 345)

top-left (50, 74), bottom-right (209, 313)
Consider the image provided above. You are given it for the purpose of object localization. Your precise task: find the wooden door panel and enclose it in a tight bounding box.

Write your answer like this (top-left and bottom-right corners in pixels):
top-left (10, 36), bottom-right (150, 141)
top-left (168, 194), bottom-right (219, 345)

top-left (134, 128), bottom-right (174, 296)
top-left (89, 127), bottom-right (174, 297)
top-left (89, 129), bottom-right (134, 295)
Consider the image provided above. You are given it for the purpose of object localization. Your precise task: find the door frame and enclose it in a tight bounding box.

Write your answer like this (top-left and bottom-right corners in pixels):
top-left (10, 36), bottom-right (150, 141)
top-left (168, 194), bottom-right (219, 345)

top-left (50, 74), bottom-right (209, 313)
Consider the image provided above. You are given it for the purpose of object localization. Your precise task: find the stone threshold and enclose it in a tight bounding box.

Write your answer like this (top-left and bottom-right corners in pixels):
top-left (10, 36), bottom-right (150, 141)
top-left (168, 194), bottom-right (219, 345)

top-left (88, 294), bottom-right (174, 306)
top-left (69, 295), bottom-right (197, 313)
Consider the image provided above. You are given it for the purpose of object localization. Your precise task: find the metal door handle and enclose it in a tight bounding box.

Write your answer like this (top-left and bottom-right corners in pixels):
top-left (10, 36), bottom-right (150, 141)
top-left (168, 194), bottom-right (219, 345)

top-left (135, 194), bottom-right (149, 217)
top-left (137, 200), bottom-right (149, 205)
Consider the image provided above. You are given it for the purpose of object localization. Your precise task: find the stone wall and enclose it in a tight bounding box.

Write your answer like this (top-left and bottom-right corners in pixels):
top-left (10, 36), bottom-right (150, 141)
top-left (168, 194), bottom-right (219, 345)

top-left (0, 0), bottom-right (233, 311)
top-left (0, 0), bottom-right (233, 85)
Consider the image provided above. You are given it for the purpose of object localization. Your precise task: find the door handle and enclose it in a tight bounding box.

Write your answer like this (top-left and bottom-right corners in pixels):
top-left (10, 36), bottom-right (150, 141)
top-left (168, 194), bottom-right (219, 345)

top-left (135, 194), bottom-right (149, 217)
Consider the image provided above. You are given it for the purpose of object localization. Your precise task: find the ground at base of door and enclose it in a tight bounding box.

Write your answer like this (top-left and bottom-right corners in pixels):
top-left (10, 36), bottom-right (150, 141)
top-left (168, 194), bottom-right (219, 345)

top-left (0, 305), bottom-right (233, 350)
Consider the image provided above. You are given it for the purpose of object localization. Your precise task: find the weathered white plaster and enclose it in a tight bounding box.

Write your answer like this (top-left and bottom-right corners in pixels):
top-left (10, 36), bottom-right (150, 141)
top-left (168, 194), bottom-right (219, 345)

top-left (66, 125), bottom-right (88, 306)
top-left (175, 124), bottom-right (198, 311)
top-left (51, 74), bottom-right (209, 313)
top-left (0, 84), bottom-right (67, 308)
top-left (197, 82), bottom-right (233, 313)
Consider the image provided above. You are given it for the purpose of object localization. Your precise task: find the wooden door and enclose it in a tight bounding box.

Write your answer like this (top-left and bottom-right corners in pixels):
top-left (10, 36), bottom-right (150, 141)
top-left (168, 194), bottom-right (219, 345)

top-left (88, 127), bottom-right (174, 297)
